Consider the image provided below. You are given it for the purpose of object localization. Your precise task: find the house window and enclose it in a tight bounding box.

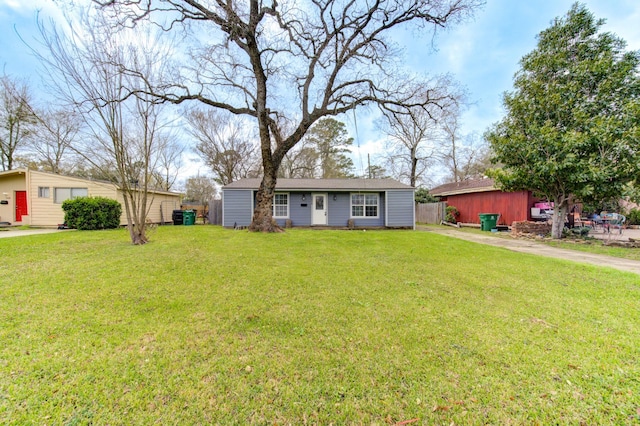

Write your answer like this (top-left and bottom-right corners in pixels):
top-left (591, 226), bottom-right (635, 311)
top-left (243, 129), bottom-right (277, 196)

top-left (273, 193), bottom-right (289, 218)
top-left (54, 187), bottom-right (88, 204)
top-left (38, 187), bottom-right (50, 198)
top-left (351, 193), bottom-right (379, 218)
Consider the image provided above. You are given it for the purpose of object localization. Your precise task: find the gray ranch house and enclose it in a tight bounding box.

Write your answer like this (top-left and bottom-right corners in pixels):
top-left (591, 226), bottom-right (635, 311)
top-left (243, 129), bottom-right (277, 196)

top-left (222, 178), bottom-right (415, 229)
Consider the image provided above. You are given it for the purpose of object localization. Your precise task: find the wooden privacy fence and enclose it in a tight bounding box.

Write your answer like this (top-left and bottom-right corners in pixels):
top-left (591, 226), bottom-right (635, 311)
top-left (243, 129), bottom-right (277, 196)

top-left (415, 202), bottom-right (446, 224)
top-left (208, 199), bottom-right (223, 225)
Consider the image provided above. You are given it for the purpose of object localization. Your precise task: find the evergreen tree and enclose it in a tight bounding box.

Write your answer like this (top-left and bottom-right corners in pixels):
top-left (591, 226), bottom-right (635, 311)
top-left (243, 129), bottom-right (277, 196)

top-left (486, 3), bottom-right (640, 239)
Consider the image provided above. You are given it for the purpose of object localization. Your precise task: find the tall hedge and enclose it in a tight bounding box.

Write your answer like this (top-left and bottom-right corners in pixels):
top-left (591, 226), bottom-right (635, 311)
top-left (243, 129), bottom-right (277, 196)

top-left (62, 196), bottom-right (122, 230)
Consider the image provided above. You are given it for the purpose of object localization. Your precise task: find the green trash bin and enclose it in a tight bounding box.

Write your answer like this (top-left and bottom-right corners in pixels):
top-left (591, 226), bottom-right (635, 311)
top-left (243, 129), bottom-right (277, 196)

top-left (479, 213), bottom-right (499, 231)
top-left (183, 210), bottom-right (196, 226)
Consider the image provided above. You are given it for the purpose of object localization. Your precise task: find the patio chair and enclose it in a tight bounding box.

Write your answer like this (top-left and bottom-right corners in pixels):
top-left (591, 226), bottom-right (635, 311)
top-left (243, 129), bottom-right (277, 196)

top-left (584, 214), bottom-right (603, 232)
top-left (603, 213), bottom-right (625, 234)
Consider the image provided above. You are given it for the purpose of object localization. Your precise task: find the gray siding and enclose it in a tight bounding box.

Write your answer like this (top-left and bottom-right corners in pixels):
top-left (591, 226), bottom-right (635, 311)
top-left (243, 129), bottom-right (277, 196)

top-left (287, 193), bottom-right (311, 226)
top-left (386, 190), bottom-right (415, 228)
top-left (223, 189), bottom-right (253, 227)
top-left (328, 192), bottom-right (385, 227)
top-left (222, 189), bottom-right (411, 228)
top-left (327, 192), bottom-right (350, 226)
top-left (259, 192), bottom-right (312, 227)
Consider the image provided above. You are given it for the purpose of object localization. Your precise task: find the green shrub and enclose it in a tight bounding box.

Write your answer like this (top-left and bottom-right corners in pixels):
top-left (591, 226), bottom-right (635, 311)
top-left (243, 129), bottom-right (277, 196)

top-left (445, 205), bottom-right (459, 223)
top-left (626, 208), bottom-right (640, 226)
top-left (569, 226), bottom-right (591, 237)
top-left (62, 196), bottom-right (122, 230)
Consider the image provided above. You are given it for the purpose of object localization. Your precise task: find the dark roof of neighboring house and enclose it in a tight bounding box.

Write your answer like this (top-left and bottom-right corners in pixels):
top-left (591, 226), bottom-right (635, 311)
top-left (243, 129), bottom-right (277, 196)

top-left (223, 178), bottom-right (413, 191)
top-left (430, 178), bottom-right (497, 196)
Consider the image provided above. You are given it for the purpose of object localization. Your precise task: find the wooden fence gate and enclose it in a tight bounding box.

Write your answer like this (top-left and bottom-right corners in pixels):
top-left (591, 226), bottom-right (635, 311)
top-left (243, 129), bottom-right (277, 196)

top-left (415, 202), bottom-right (446, 224)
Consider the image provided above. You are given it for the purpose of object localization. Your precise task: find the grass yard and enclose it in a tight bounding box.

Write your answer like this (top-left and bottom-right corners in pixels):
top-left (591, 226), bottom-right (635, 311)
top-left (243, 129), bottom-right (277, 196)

top-left (1, 226), bottom-right (639, 424)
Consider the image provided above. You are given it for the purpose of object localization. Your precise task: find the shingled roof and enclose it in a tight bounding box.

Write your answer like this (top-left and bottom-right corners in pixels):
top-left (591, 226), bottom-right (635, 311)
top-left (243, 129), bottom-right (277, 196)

top-left (223, 178), bottom-right (413, 191)
top-left (430, 178), bottom-right (497, 196)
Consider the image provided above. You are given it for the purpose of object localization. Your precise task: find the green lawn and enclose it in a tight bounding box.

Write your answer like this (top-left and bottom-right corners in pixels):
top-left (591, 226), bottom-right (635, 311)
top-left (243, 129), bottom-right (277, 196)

top-left (1, 226), bottom-right (639, 424)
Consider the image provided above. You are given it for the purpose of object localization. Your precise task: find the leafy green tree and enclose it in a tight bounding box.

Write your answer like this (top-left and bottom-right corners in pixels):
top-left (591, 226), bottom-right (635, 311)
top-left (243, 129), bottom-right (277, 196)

top-left (364, 164), bottom-right (389, 179)
top-left (304, 118), bottom-right (355, 179)
top-left (414, 187), bottom-right (438, 204)
top-left (279, 118), bottom-right (355, 178)
top-left (486, 3), bottom-right (640, 239)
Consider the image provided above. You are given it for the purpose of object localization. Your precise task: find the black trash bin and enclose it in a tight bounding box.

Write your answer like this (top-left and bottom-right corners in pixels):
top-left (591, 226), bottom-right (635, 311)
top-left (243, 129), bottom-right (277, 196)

top-left (172, 209), bottom-right (184, 225)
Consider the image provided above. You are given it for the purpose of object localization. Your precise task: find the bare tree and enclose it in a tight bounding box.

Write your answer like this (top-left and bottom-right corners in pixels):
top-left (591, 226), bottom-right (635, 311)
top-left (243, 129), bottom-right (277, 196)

top-left (151, 136), bottom-right (184, 191)
top-left (185, 109), bottom-right (260, 185)
top-left (30, 107), bottom-right (80, 174)
top-left (0, 75), bottom-right (37, 171)
top-left (94, 0), bottom-right (482, 231)
top-left (439, 109), bottom-right (490, 183)
top-left (279, 137), bottom-right (318, 178)
top-left (184, 175), bottom-right (218, 203)
top-left (378, 77), bottom-right (463, 187)
top-left (462, 137), bottom-right (492, 179)
top-left (37, 13), bottom-right (176, 244)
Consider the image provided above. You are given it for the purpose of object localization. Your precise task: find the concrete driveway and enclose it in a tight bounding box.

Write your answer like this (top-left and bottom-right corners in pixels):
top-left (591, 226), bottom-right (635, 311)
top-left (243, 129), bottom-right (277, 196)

top-left (0, 227), bottom-right (70, 238)
top-left (588, 227), bottom-right (640, 242)
top-left (419, 226), bottom-right (640, 275)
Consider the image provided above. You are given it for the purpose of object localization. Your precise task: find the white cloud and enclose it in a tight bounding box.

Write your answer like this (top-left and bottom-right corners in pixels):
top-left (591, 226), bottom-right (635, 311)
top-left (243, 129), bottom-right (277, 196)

top-left (0, 0), bottom-right (61, 16)
top-left (0, 0), bottom-right (27, 12)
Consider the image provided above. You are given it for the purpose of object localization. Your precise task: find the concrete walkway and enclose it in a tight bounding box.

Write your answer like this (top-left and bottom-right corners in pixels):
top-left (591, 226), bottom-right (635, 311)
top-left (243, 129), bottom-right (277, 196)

top-left (0, 227), bottom-right (69, 238)
top-left (418, 226), bottom-right (640, 276)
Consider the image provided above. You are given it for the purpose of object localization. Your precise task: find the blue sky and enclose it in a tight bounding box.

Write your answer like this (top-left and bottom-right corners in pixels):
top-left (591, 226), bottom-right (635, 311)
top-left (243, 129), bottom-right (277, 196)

top-left (1, 0), bottom-right (639, 181)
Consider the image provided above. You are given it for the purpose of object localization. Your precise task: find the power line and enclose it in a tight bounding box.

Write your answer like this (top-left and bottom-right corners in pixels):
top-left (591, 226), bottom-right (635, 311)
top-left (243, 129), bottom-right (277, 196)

top-left (352, 109), bottom-right (365, 177)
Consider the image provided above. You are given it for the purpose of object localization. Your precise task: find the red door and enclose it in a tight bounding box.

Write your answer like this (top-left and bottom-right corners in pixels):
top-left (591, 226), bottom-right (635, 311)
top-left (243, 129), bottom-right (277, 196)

top-left (15, 191), bottom-right (28, 222)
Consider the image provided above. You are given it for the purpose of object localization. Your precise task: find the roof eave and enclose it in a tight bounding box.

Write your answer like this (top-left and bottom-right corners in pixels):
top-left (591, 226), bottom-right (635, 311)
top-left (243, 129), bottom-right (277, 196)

top-left (433, 186), bottom-right (498, 196)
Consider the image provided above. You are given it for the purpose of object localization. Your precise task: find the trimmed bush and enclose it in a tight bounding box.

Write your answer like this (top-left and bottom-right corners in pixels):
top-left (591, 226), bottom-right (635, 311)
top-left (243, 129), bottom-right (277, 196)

top-left (62, 196), bottom-right (122, 230)
top-left (627, 208), bottom-right (640, 226)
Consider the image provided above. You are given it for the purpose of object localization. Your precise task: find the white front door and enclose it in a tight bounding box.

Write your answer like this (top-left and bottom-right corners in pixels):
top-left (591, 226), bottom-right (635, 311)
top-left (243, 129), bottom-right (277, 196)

top-left (311, 193), bottom-right (328, 225)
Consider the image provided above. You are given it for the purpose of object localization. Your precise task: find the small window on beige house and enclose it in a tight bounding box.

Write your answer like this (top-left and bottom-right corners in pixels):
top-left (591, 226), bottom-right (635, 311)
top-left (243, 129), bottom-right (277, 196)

top-left (54, 188), bottom-right (88, 204)
top-left (38, 187), bottom-right (50, 198)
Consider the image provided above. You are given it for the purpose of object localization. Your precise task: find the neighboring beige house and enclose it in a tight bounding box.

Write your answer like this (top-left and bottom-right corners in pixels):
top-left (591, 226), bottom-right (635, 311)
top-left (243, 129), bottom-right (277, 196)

top-left (0, 168), bottom-right (181, 227)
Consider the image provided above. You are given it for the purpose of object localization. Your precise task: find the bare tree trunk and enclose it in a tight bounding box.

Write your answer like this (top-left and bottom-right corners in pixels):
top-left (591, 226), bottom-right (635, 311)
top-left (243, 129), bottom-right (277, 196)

top-left (410, 147), bottom-right (418, 188)
top-left (550, 199), bottom-right (568, 239)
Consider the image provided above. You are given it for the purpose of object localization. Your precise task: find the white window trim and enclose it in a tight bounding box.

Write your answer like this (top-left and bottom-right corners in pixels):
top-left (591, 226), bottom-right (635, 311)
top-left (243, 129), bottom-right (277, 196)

top-left (350, 192), bottom-right (379, 219)
top-left (272, 192), bottom-right (290, 219)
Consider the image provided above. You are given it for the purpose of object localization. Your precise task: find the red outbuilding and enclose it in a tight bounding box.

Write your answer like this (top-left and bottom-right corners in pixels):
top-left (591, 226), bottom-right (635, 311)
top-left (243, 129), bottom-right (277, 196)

top-left (430, 178), bottom-right (540, 226)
